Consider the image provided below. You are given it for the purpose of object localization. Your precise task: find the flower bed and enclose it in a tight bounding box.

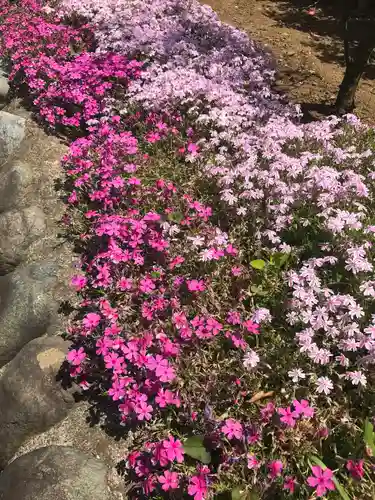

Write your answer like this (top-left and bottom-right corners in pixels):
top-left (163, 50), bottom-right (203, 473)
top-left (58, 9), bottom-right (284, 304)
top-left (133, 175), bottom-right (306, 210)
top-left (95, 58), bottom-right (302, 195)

top-left (1, 0), bottom-right (374, 498)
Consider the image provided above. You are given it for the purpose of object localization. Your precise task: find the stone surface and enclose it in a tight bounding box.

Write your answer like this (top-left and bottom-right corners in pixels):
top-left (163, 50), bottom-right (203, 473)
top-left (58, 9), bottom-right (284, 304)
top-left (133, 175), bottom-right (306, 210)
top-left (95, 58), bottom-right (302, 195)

top-left (0, 111), bottom-right (25, 162)
top-left (0, 446), bottom-right (109, 500)
top-left (0, 76), bottom-right (9, 102)
top-left (0, 262), bottom-right (58, 367)
top-left (0, 206), bottom-right (46, 274)
top-left (0, 161), bottom-right (33, 212)
top-left (15, 404), bottom-right (129, 500)
top-left (0, 337), bottom-right (75, 469)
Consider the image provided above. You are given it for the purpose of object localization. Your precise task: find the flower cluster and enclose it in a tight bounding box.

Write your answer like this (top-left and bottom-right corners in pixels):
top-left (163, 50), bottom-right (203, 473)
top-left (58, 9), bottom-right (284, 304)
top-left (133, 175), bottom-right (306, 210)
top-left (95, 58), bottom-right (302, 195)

top-left (1, 0), bottom-right (374, 498)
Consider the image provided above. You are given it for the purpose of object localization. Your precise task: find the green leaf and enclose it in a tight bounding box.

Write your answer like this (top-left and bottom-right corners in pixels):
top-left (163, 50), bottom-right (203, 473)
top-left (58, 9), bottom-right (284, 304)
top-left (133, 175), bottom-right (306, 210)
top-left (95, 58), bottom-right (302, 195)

top-left (270, 252), bottom-right (289, 268)
top-left (250, 259), bottom-right (266, 270)
top-left (364, 418), bottom-right (375, 455)
top-left (167, 211), bottom-right (183, 223)
top-left (250, 285), bottom-right (267, 296)
top-left (183, 435), bottom-right (211, 464)
top-left (309, 456), bottom-right (350, 500)
top-left (232, 487), bottom-right (259, 500)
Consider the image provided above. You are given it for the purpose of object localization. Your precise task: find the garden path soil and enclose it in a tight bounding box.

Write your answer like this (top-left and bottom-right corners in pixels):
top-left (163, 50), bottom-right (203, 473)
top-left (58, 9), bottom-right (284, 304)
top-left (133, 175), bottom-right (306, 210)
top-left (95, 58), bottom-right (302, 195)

top-left (204, 0), bottom-right (375, 124)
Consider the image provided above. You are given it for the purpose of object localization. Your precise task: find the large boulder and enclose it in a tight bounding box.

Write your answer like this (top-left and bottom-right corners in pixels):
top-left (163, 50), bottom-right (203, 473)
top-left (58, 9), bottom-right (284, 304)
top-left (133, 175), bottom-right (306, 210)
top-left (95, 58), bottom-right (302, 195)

top-left (0, 111), bottom-right (25, 162)
top-left (0, 337), bottom-right (75, 469)
top-left (0, 76), bottom-right (8, 102)
top-left (0, 161), bottom-right (33, 212)
top-left (0, 262), bottom-right (58, 367)
top-left (0, 206), bottom-right (46, 274)
top-left (0, 446), bottom-right (109, 500)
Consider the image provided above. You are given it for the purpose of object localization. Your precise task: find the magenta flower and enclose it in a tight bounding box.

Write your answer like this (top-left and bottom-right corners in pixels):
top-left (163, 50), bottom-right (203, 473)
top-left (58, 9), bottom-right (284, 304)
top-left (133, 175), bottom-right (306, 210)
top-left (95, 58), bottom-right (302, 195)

top-left (158, 470), bottom-right (179, 491)
top-left (66, 347), bottom-right (86, 366)
top-left (187, 142), bottom-right (199, 155)
top-left (187, 279), bottom-right (206, 292)
top-left (268, 460), bottom-right (283, 479)
top-left (135, 401), bottom-right (153, 421)
top-left (163, 436), bottom-right (184, 463)
top-left (292, 399), bottom-right (314, 419)
top-left (283, 476), bottom-right (297, 494)
top-left (346, 459), bottom-right (364, 480)
top-left (139, 277), bottom-right (155, 293)
top-left (278, 407), bottom-right (296, 427)
top-left (155, 358), bottom-right (176, 382)
top-left (307, 466), bottom-right (336, 497)
top-left (188, 474), bottom-right (207, 500)
top-left (221, 418), bottom-right (243, 440)
top-left (242, 319), bottom-right (259, 334)
top-left (71, 275), bottom-right (87, 290)
top-left (82, 312), bottom-right (101, 330)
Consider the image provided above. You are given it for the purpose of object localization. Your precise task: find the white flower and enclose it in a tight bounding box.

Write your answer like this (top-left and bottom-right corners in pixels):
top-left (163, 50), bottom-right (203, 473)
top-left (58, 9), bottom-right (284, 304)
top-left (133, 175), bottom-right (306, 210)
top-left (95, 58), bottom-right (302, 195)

top-left (187, 236), bottom-right (205, 247)
top-left (288, 368), bottom-right (306, 383)
top-left (243, 349), bottom-right (260, 370)
top-left (347, 371), bottom-right (367, 387)
top-left (252, 308), bottom-right (272, 324)
top-left (315, 376), bottom-right (334, 395)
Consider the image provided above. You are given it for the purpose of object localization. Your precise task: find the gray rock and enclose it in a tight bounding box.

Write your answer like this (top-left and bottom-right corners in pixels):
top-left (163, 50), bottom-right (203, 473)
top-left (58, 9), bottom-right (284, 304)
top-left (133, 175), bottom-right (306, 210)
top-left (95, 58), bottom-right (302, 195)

top-left (0, 207), bottom-right (46, 274)
top-left (0, 262), bottom-right (58, 367)
top-left (0, 446), bottom-right (109, 500)
top-left (0, 337), bottom-right (75, 469)
top-left (0, 76), bottom-right (9, 101)
top-left (0, 162), bottom-right (33, 212)
top-left (0, 111), bottom-right (25, 162)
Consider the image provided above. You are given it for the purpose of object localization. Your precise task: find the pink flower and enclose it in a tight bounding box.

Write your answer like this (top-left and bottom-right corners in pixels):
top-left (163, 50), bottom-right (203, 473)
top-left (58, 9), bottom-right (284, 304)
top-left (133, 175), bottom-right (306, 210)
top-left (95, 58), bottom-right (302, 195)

top-left (142, 475), bottom-right (157, 495)
top-left (268, 460), bottom-right (283, 479)
top-left (292, 399), bottom-right (314, 419)
top-left (247, 454), bottom-right (261, 470)
top-left (307, 466), bottom-right (335, 497)
top-left (188, 474), bottom-right (207, 500)
top-left (82, 312), bottom-right (101, 330)
top-left (67, 347), bottom-right (86, 366)
top-left (163, 436), bottom-right (184, 463)
top-left (278, 407), bottom-right (296, 427)
top-left (71, 275), bottom-right (87, 290)
top-left (242, 319), bottom-right (259, 334)
top-left (187, 142), bottom-right (199, 155)
top-left (260, 402), bottom-right (275, 422)
top-left (222, 418), bottom-right (243, 440)
top-left (187, 279), bottom-right (206, 292)
top-left (135, 401), bottom-right (153, 421)
top-left (283, 476), bottom-right (297, 494)
top-left (139, 277), bottom-right (155, 293)
top-left (153, 442), bottom-right (169, 466)
top-left (118, 277), bottom-right (132, 291)
top-left (158, 470), bottom-right (179, 491)
top-left (155, 358), bottom-right (176, 382)
top-left (346, 459), bottom-right (364, 480)
top-left (231, 266), bottom-right (242, 276)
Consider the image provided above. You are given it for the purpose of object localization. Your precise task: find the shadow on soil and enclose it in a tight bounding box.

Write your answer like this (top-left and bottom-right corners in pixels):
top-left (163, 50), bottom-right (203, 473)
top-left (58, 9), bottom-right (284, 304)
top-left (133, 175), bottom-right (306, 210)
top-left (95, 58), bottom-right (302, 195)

top-left (268, 0), bottom-right (375, 79)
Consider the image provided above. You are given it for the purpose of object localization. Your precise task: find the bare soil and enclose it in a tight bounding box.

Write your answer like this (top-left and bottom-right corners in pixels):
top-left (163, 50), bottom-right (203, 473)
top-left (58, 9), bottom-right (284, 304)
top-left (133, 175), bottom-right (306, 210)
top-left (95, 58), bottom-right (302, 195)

top-left (204, 0), bottom-right (375, 124)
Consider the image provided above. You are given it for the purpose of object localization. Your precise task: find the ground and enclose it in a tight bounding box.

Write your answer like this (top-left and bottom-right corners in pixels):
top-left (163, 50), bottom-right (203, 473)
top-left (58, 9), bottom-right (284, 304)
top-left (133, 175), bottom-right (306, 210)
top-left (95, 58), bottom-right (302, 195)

top-left (204, 0), bottom-right (375, 124)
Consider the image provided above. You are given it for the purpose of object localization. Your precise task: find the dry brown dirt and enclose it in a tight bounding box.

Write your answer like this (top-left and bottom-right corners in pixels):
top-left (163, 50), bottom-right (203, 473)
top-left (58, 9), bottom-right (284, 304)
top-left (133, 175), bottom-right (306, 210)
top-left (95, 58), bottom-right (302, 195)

top-left (204, 0), bottom-right (375, 124)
